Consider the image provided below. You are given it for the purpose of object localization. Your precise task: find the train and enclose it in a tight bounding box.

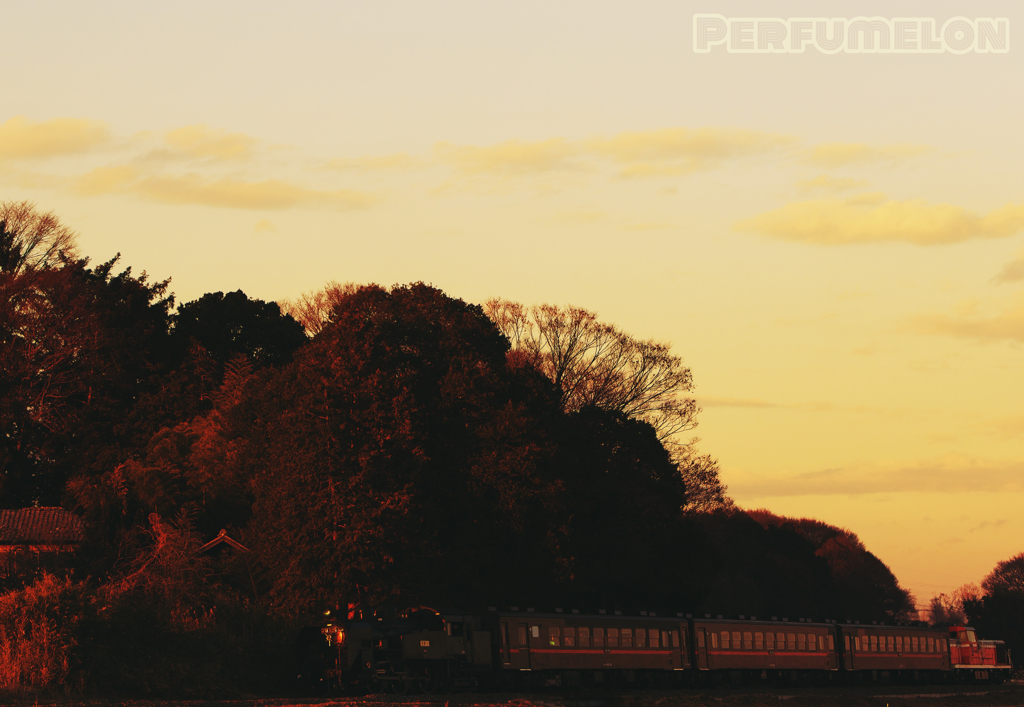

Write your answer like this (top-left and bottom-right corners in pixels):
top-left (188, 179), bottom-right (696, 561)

top-left (297, 604), bottom-right (1013, 693)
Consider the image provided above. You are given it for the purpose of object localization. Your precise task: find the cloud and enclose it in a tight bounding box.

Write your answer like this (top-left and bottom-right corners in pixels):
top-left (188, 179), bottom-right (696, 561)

top-left (969, 519), bottom-right (1008, 533)
top-left (0, 116), bottom-right (109, 160)
top-left (135, 174), bottom-right (375, 210)
top-left (911, 297), bottom-right (1024, 343)
top-left (325, 153), bottom-right (418, 172)
top-left (73, 165), bottom-right (138, 196)
top-left (551, 210), bottom-right (605, 225)
top-left (698, 396), bottom-right (781, 409)
top-left (623, 221), bottom-right (676, 231)
top-left (73, 166), bottom-right (375, 211)
top-left (254, 219), bottom-right (277, 234)
top-left (587, 126), bottom-right (794, 178)
top-left (804, 142), bottom-right (931, 167)
top-left (795, 174), bottom-right (869, 193)
top-left (737, 195), bottom-right (1024, 245)
top-left (161, 124), bottom-right (256, 161)
top-left (434, 138), bottom-right (581, 177)
top-left (994, 252), bottom-right (1024, 283)
top-left (731, 458), bottom-right (1024, 498)
top-left (429, 126), bottom-right (794, 183)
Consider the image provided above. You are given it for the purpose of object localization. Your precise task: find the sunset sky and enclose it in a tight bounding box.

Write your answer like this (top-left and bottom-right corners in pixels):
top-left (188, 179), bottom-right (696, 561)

top-left (2, 0), bottom-right (1022, 611)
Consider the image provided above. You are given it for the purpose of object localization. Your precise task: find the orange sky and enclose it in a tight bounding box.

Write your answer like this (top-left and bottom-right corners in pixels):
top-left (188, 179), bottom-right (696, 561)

top-left (1, 0), bottom-right (1022, 612)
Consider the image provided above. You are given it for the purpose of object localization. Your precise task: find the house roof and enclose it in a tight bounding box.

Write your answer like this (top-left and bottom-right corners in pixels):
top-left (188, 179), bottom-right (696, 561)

top-left (0, 507), bottom-right (85, 545)
top-left (198, 529), bottom-right (249, 554)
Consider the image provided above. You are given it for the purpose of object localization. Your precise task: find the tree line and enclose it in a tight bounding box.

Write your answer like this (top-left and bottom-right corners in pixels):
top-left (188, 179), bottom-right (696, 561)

top-left (0, 202), bottom-right (944, 695)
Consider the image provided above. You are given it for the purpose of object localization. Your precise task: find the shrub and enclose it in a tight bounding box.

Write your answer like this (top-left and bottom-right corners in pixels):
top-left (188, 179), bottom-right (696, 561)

top-left (0, 573), bottom-right (88, 691)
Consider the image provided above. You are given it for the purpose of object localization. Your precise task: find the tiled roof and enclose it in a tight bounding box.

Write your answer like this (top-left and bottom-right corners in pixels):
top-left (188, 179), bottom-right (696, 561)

top-left (0, 507), bottom-right (85, 545)
top-left (198, 529), bottom-right (249, 554)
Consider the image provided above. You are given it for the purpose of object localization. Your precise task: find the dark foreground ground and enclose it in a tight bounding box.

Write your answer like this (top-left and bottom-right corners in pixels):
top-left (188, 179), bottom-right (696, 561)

top-left (8, 683), bottom-right (1024, 707)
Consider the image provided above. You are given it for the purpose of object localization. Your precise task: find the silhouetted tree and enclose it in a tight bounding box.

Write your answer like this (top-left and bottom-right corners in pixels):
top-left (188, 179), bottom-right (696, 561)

top-left (747, 510), bottom-right (917, 622)
top-left (965, 552), bottom-right (1024, 664)
top-left (928, 584), bottom-right (979, 626)
top-left (548, 406), bottom-right (701, 608)
top-left (0, 201), bottom-right (76, 275)
top-left (484, 298), bottom-right (731, 512)
top-left (279, 280), bottom-right (357, 336)
top-left (243, 284), bottom-right (565, 611)
top-left (982, 552), bottom-right (1024, 594)
top-left (172, 290), bottom-right (307, 369)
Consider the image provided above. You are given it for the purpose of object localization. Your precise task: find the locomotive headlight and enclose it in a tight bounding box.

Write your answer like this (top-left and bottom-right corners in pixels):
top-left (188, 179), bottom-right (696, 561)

top-left (321, 626), bottom-right (346, 646)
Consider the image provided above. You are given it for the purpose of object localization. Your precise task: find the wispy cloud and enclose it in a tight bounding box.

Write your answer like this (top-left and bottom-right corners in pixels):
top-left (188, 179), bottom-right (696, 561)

top-left (698, 396), bottom-right (781, 409)
top-left (73, 166), bottom-right (375, 211)
top-left (325, 153), bottom-right (419, 172)
top-left (158, 124), bottom-right (257, 161)
top-left (795, 174), bottom-right (869, 193)
top-left (804, 142), bottom-right (931, 168)
top-left (994, 251), bottom-right (1024, 283)
top-left (0, 116), bottom-right (109, 160)
top-left (737, 194), bottom-right (1024, 245)
top-left (73, 165), bottom-right (138, 196)
top-left (434, 138), bottom-right (581, 177)
top-left (732, 458), bottom-right (1024, 498)
top-left (254, 218), bottom-right (277, 234)
top-left (587, 127), bottom-right (794, 178)
top-left (910, 296), bottom-right (1024, 343)
top-left (136, 174), bottom-right (375, 210)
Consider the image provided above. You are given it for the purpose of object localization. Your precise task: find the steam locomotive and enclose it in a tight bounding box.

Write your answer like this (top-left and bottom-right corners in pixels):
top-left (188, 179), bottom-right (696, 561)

top-left (297, 604), bottom-right (1012, 693)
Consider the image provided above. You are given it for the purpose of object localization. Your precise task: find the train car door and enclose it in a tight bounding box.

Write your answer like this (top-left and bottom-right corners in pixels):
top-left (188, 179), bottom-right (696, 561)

top-left (500, 621), bottom-right (512, 665)
top-left (508, 622), bottom-right (531, 671)
top-left (695, 627), bottom-right (709, 670)
top-left (842, 631), bottom-right (856, 671)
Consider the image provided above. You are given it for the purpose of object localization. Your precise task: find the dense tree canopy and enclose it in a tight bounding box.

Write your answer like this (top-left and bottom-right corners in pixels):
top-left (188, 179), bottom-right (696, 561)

top-left (965, 551), bottom-right (1024, 666)
top-left (0, 206), bottom-right (934, 697)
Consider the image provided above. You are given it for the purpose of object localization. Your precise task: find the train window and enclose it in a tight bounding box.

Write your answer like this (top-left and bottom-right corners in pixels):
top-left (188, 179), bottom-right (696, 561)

top-left (579, 627), bottom-right (590, 648)
top-left (911, 637), bottom-right (918, 652)
top-left (650, 630), bottom-right (659, 648)
top-left (844, 635), bottom-right (850, 651)
top-left (608, 628), bottom-right (619, 648)
top-left (854, 636), bottom-right (861, 652)
top-left (732, 632), bottom-right (741, 650)
top-left (807, 634), bottom-right (816, 651)
top-left (721, 631), bottom-right (730, 649)
top-left (670, 631), bottom-right (677, 648)
top-left (928, 637), bottom-right (935, 652)
top-left (797, 634), bottom-right (806, 651)
top-left (710, 632), bottom-right (717, 648)
top-left (548, 626), bottom-right (560, 647)
top-left (829, 635), bottom-right (835, 651)
top-left (941, 638), bottom-right (947, 652)
top-left (594, 627), bottom-right (604, 648)
top-left (679, 631), bottom-right (685, 650)
top-left (564, 627), bottom-right (576, 647)
top-left (622, 629), bottom-right (633, 648)
top-left (766, 632), bottom-right (775, 651)
top-left (887, 636), bottom-right (894, 652)
top-left (966, 630), bottom-right (977, 643)
top-left (755, 632), bottom-right (764, 650)
top-left (532, 625), bottom-right (540, 639)
top-left (744, 632), bottom-right (753, 650)
top-left (872, 635), bottom-right (880, 652)
top-left (697, 631), bottom-right (704, 648)
top-left (636, 629), bottom-right (646, 648)
top-left (518, 626), bottom-right (528, 646)
top-left (787, 633), bottom-right (796, 651)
